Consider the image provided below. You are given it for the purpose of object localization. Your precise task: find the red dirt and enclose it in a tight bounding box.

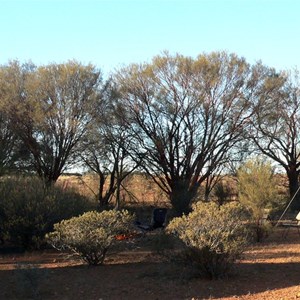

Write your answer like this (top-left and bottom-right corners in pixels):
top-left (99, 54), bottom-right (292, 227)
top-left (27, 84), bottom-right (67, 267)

top-left (0, 227), bottom-right (299, 300)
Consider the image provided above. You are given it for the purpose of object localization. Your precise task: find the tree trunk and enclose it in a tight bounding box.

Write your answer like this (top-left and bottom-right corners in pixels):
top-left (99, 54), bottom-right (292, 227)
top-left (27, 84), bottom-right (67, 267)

top-left (114, 178), bottom-right (121, 210)
top-left (97, 174), bottom-right (106, 209)
top-left (169, 181), bottom-right (197, 216)
top-left (287, 169), bottom-right (300, 211)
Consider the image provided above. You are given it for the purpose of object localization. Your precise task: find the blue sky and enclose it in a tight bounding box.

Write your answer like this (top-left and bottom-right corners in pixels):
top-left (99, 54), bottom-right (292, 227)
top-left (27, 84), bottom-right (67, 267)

top-left (1, 0), bottom-right (299, 76)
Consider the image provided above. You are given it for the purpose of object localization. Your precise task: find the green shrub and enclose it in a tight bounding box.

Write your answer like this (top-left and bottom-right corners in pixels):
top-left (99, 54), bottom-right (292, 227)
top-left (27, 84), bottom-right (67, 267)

top-left (237, 158), bottom-right (286, 242)
top-left (0, 176), bottom-right (91, 248)
top-left (47, 209), bottom-right (134, 265)
top-left (166, 201), bottom-right (250, 279)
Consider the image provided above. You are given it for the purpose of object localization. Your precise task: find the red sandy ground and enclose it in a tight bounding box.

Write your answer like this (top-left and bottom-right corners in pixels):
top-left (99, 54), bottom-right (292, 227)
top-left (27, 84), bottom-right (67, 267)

top-left (0, 227), bottom-right (299, 300)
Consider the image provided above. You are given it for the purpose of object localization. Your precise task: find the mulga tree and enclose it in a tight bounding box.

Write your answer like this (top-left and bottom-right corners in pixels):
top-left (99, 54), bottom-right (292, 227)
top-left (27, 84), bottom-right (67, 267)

top-left (249, 67), bottom-right (300, 211)
top-left (115, 52), bottom-right (260, 215)
top-left (79, 83), bottom-right (140, 209)
top-left (0, 62), bottom-right (33, 175)
top-left (0, 112), bottom-right (19, 175)
top-left (0, 60), bottom-right (102, 184)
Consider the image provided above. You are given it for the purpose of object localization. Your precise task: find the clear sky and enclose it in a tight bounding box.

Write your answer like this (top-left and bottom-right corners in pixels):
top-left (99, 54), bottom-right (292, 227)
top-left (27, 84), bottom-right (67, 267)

top-left (1, 0), bottom-right (299, 76)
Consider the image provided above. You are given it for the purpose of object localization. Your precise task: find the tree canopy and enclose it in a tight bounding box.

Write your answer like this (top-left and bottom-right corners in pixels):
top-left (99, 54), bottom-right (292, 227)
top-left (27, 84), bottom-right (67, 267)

top-left (0, 60), bottom-right (102, 183)
top-left (115, 52), bottom-right (260, 214)
top-left (249, 68), bottom-right (300, 210)
top-left (0, 52), bottom-right (299, 213)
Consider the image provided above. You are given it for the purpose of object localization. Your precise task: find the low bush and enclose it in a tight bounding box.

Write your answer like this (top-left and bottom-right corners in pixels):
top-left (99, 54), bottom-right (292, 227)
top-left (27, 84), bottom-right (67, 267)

top-left (47, 209), bottom-right (134, 265)
top-left (0, 176), bottom-right (91, 248)
top-left (166, 201), bottom-right (250, 279)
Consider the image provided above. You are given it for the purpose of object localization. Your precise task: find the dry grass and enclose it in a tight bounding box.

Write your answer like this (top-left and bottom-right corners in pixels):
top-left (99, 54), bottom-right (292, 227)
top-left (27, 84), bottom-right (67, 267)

top-left (57, 173), bottom-right (170, 207)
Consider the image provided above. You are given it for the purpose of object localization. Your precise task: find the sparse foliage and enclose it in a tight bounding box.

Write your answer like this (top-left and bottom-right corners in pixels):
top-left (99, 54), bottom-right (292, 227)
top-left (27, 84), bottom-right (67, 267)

top-left (249, 67), bottom-right (300, 210)
top-left (115, 51), bottom-right (257, 215)
top-left (237, 158), bottom-right (285, 241)
top-left (80, 84), bottom-right (140, 209)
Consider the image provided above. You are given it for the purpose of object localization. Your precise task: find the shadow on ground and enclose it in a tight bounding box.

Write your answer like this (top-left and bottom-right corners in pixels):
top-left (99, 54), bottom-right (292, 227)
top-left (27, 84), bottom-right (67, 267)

top-left (0, 258), bottom-right (299, 300)
top-left (0, 228), bottom-right (299, 300)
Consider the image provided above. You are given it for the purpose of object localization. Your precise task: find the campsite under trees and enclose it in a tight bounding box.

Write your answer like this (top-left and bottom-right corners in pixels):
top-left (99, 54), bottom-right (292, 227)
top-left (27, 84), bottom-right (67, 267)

top-left (0, 52), bottom-right (299, 214)
top-left (1, 52), bottom-right (300, 300)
